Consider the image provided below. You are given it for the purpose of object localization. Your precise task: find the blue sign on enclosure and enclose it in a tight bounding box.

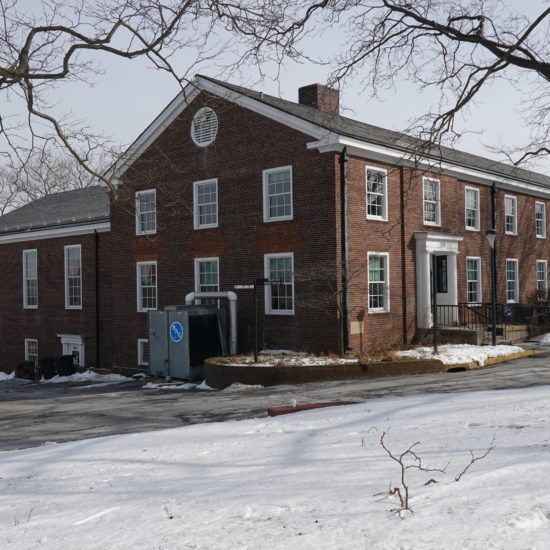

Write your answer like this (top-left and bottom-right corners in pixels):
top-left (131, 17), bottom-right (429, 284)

top-left (169, 321), bottom-right (184, 343)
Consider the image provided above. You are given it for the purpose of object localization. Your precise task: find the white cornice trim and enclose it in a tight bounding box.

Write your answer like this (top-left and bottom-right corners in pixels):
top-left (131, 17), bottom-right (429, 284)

top-left (0, 221), bottom-right (110, 244)
top-left (309, 135), bottom-right (550, 199)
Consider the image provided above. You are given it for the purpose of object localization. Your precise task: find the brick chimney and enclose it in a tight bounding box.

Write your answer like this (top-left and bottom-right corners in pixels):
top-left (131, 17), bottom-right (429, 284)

top-left (298, 84), bottom-right (339, 114)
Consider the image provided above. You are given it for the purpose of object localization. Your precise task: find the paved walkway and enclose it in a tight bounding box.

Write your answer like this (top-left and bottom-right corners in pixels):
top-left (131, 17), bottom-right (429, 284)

top-left (1, 350), bottom-right (549, 451)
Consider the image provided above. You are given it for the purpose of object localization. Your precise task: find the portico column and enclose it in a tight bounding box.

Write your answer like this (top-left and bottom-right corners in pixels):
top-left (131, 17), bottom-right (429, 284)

top-left (447, 253), bottom-right (458, 323)
top-left (416, 248), bottom-right (432, 329)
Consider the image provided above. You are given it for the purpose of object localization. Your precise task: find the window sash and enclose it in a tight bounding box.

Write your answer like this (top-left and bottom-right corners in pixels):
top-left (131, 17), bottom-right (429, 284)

top-left (65, 246), bottom-right (82, 308)
top-left (465, 188), bottom-right (479, 229)
top-left (368, 254), bottom-right (389, 312)
top-left (23, 250), bottom-right (38, 308)
top-left (265, 254), bottom-right (294, 313)
top-left (264, 167), bottom-right (293, 221)
top-left (25, 339), bottom-right (38, 364)
top-left (366, 168), bottom-right (387, 219)
top-left (537, 261), bottom-right (547, 292)
top-left (136, 190), bottom-right (156, 234)
top-left (423, 178), bottom-right (440, 224)
top-left (195, 181), bottom-right (218, 227)
top-left (466, 258), bottom-right (481, 303)
top-left (536, 202), bottom-right (546, 237)
top-left (137, 262), bottom-right (157, 311)
top-left (505, 196), bottom-right (517, 234)
top-left (138, 339), bottom-right (149, 365)
top-left (506, 260), bottom-right (518, 302)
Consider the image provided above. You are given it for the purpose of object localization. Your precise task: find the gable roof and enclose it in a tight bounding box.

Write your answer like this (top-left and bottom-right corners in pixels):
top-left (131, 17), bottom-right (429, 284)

top-left (0, 186), bottom-right (110, 236)
top-left (200, 75), bottom-right (550, 190)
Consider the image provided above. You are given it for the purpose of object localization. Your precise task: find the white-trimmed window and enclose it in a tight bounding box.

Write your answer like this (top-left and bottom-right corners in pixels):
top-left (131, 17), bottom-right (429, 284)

top-left (505, 195), bottom-right (517, 235)
top-left (64, 245), bottom-right (82, 309)
top-left (136, 261), bottom-right (157, 312)
top-left (466, 257), bottom-right (482, 303)
top-left (264, 253), bottom-right (294, 314)
top-left (193, 179), bottom-right (218, 229)
top-left (23, 249), bottom-right (38, 309)
top-left (138, 339), bottom-right (149, 366)
top-left (263, 166), bottom-right (293, 222)
top-left (423, 177), bottom-right (441, 225)
top-left (24, 339), bottom-right (38, 364)
top-left (535, 201), bottom-right (546, 238)
top-left (366, 167), bottom-right (388, 220)
top-left (194, 257), bottom-right (219, 293)
top-left (135, 189), bottom-right (157, 235)
top-left (536, 260), bottom-right (548, 299)
top-left (465, 187), bottom-right (480, 231)
top-left (506, 259), bottom-right (519, 303)
top-left (368, 252), bottom-right (390, 312)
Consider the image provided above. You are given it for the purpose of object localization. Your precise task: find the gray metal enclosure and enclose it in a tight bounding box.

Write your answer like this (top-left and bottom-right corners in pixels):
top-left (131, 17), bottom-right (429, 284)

top-left (148, 306), bottom-right (227, 380)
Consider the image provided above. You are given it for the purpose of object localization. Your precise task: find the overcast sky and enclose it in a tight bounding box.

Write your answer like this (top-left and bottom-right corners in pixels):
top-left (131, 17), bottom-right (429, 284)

top-left (4, 0), bottom-right (549, 173)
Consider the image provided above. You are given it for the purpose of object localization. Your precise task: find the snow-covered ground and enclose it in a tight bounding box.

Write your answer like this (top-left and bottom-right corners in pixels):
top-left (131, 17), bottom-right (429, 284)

top-left (397, 343), bottom-right (524, 366)
top-left (40, 370), bottom-right (129, 384)
top-left (1, 385), bottom-right (549, 549)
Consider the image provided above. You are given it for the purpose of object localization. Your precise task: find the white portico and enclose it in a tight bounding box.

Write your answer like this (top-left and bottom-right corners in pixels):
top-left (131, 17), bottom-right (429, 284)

top-left (415, 232), bottom-right (463, 329)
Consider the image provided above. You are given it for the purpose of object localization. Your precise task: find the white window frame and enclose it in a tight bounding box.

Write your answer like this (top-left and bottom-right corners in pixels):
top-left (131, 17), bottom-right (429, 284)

top-left (137, 338), bottom-right (149, 366)
top-left (464, 187), bottom-right (480, 231)
top-left (367, 252), bottom-right (390, 313)
top-left (22, 249), bottom-right (38, 309)
top-left (466, 256), bottom-right (482, 304)
top-left (194, 257), bottom-right (220, 293)
top-left (263, 166), bottom-right (293, 222)
top-left (422, 177), bottom-right (441, 226)
top-left (504, 195), bottom-right (518, 235)
top-left (506, 258), bottom-right (519, 303)
top-left (536, 259), bottom-right (548, 298)
top-left (193, 179), bottom-right (219, 229)
top-left (58, 334), bottom-right (85, 367)
top-left (64, 244), bottom-right (82, 310)
top-left (535, 201), bottom-right (546, 239)
top-left (135, 189), bottom-right (157, 236)
top-left (264, 252), bottom-right (295, 315)
top-left (136, 261), bottom-right (158, 313)
top-left (366, 167), bottom-right (388, 221)
top-left (24, 338), bottom-right (38, 363)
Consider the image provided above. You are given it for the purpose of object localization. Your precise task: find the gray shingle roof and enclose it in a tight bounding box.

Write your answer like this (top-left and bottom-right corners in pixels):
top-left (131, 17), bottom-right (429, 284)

top-left (201, 75), bottom-right (550, 189)
top-left (0, 186), bottom-right (110, 235)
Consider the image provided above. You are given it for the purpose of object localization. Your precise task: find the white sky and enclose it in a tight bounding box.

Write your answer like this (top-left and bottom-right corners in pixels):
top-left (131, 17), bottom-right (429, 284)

top-left (3, 0), bottom-right (549, 172)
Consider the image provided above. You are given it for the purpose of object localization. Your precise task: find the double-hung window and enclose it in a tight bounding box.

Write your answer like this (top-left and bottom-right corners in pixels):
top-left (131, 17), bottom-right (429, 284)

top-left (23, 249), bottom-right (38, 308)
top-left (136, 261), bottom-right (157, 312)
top-left (505, 195), bottom-right (517, 235)
top-left (137, 339), bottom-right (150, 366)
top-left (535, 202), bottom-right (546, 238)
top-left (465, 187), bottom-right (480, 230)
top-left (263, 166), bottom-right (293, 222)
top-left (195, 257), bottom-right (219, 305)
top-left (466, 257), bottom-right (482, 303)
top-left (506, 259), bottom-right (519, 303)
top-left (25, 339), bottom-right (38, 364)
top-left (366, 168), bottom-right (388, 220)
top-left (368, 253), bottom-right (390, 312)
top-left (537, 260), bottom-right (548, 299)
top-left (135, 189), bottom-right (157, 235)
top-left (423, 177), bottom-right (441, 225)
top-left (264, 253), bottom-right (294, 314)
top-left (193, 179), bottom-right (218, 229)
top-left (64, 245), bottom-right (82, 309)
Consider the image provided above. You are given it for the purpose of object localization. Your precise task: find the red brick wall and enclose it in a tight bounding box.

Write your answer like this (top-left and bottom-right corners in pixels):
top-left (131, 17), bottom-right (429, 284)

top-left (111, 91), bottom-right (341, 368)
top-left (0, 232), bottom-right (112, 373)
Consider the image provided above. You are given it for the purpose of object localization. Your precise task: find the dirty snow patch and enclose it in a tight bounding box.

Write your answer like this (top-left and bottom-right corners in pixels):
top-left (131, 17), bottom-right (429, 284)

top-left (41, 370), bottom-right (129, 384)
top-left (143, 382), bottom-right (196, 391)
top-left (223, 382), bottom-right (264, 391)
top-left (227, 352), bottom-right (358, 367)
top-left (539, 333), bottom-right (550, 346)
top-left (0, 371), bottom-right (15, 382)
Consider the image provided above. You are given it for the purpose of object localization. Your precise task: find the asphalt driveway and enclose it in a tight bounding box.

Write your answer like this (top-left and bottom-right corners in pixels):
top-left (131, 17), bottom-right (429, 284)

top-left (1, 350), bottom-right (550, 451)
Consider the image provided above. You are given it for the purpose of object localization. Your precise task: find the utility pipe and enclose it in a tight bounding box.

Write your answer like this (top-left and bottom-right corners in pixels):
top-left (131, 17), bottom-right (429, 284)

top-left (184, 291), bottom-right (238, 355)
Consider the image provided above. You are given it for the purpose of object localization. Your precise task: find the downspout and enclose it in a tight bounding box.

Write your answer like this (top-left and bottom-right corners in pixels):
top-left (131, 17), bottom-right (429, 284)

top-left (399, 167), bottom-right (408, 343)
top-left (94, 230), bottom-right (101, 369)
top-left (491, 182), bottom-right (498, 300)
top-left (339, 147), bottom-right (350, 353)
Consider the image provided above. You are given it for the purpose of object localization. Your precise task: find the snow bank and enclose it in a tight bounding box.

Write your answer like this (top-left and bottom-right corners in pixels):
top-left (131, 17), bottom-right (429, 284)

top-left (0, 371), bottom-right (15, 382)
top-left (223, 382), bottom-right (264, 391)
top-left (1, 385), bottom-right (549, 549)
top-left (143, 382), bottom-right (196, 391)
top-left (396, 343), bottom-right (524, 366)
top-left (41, 370), bottom-right (129, 384)
top-left (539, 333), bottom-right (550, 346)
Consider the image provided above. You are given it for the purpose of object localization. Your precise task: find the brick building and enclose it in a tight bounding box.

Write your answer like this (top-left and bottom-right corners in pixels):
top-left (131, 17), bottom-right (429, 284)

top-left (1, 75), bottom-right (550, 372)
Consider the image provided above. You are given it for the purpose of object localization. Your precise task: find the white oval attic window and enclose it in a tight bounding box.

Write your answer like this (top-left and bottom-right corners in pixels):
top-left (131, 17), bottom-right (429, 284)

top-left (191, 107), bottom-right (218, 147)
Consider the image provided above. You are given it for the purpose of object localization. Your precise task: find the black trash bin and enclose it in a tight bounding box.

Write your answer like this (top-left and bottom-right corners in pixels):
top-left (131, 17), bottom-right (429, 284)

top-left (55, 355), bottom-right (77, 377)
top-left (39, 357), bottom-right (56, 380)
